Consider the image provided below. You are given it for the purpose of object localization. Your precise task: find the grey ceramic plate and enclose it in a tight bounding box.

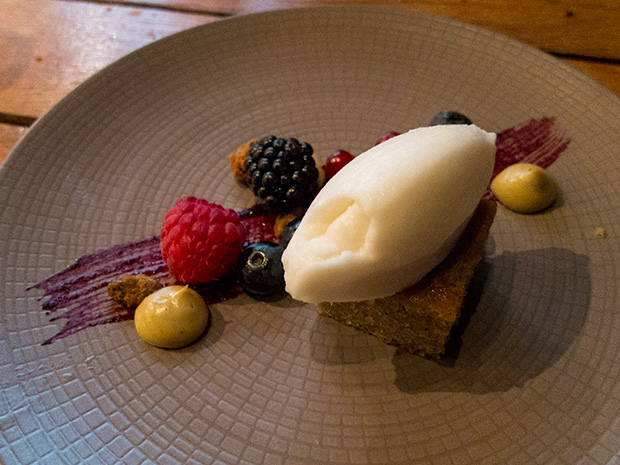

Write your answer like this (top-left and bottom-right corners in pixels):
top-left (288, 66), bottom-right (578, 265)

top-left (1, 5), bottom-right (620, 465)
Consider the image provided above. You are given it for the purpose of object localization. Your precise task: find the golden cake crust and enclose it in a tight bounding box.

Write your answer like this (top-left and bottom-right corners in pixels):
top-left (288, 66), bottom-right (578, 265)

top-left (318, 199), bottom-right (497, 358)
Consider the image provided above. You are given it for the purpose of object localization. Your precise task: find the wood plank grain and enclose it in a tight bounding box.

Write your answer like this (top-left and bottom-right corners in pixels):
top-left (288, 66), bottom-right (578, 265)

top-left (1, 0), bottom-right (619, 166)
top-left (0, 0), bottom-right (219, 118)
top-left (560, 58), bottom-right (620, 97)
top-left (2, 57), bottom-right (618, 163)
top-left (3, 57), bottom-right (618, 163)
top-left (0, 124), bottom-right (28, 165)
top-left (112, 0), bottom-right (620, 60)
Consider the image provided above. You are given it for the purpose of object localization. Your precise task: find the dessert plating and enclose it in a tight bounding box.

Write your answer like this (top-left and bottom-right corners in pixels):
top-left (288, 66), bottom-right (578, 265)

top-left (28, 115), bottom-right (571, 359)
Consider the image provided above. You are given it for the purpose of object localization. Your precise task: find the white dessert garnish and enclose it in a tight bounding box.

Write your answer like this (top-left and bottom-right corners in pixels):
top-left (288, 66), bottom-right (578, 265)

top-left (282, 124), bottom-right (496, 303)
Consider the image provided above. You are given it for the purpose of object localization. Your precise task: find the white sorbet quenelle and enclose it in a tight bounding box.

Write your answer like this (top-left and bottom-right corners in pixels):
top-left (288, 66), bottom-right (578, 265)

top-left (281, 124), bottom-right (497, 303)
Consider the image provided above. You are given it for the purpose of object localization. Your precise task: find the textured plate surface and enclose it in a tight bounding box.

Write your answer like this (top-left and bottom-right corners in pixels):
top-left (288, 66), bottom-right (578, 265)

top-left (2, 5), bottom-right (620, 465)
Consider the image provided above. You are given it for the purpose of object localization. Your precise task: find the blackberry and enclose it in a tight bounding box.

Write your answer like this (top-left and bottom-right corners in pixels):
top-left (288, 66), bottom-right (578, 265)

top-left (245, 136), bottom-right (319, 211)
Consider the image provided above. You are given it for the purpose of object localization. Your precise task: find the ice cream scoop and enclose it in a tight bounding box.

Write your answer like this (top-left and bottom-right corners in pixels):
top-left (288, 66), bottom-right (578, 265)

top-left (281, 124), bottom-right (496, 303)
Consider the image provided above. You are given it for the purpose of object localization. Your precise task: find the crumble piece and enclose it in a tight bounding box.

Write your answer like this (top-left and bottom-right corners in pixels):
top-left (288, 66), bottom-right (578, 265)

top-left (107, 274), bottom-right (163, 308)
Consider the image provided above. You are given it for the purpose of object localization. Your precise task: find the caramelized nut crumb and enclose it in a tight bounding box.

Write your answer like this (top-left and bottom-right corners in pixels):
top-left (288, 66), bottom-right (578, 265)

top-left (273, 207), bottom-right (305, 239)
top-left (107, 274), bottom-right (163, 308)
top-left (229, 140), bottom-right (257, 183)
top-left (595, 227), bottom-right (607, 238)
top-left (274, 213), bottom-right (298, 239)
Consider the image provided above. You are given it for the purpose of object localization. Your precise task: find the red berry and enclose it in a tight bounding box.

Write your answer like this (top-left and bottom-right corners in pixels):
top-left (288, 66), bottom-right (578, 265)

top-left (324, 150), bottom-right (355, 180)
top-left (375, 131), bottom-right (400, 145)
top-left (160, 197), bottom-right (246, 284)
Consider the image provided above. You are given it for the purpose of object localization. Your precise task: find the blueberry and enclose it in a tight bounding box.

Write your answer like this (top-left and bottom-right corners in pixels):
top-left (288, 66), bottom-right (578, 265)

top-left (280, 217), bottom-right (302, 248)
top-left (430, 111), bottom-right (472, 126)
top-left (236, 242), bottom-right (286, 300)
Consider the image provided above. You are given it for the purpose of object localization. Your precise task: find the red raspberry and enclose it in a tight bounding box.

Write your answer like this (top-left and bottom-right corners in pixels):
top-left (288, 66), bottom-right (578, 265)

top-left (160, 197), bottom-right (246, 284)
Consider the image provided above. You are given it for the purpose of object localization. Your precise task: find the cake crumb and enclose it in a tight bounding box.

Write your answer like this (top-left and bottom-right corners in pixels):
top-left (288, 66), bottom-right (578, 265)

top-left (317, 199), bottom-right (497, 360)
top-left (107, 274), bottom-right (163, 308)
top-left (274, 213), bottom-right (297, 239)
top-left (595, 227), bottom-right (607, 238)
top-left (274, 207), bottom-right (305, 239)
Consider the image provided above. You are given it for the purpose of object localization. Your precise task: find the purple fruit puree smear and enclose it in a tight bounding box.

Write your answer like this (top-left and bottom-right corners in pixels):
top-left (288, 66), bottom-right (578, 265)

top-left (493, 117), bottom-right (570, 178)
top-left (29, 117), bottom-right (570, 345)
top-left (29, 206), bottom-right (278, 345)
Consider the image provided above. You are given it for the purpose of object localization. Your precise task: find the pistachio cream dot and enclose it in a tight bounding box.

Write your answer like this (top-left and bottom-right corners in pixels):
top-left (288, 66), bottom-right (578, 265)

top-left (491, 163), bottom-right (558, 214)
top-left (134, 285), bottom-right (209, 349)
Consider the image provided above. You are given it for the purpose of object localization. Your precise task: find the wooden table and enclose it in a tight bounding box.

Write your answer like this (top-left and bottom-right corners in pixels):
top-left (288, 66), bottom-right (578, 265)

top-left (2, 0), bottom-right (620, 164)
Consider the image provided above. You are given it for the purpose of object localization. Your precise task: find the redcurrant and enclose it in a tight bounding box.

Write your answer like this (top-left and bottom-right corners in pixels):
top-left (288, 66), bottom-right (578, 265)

top-left (375, 131), bottom-right (400, 145)
top-left (324, 150), bottom-right (355, 180)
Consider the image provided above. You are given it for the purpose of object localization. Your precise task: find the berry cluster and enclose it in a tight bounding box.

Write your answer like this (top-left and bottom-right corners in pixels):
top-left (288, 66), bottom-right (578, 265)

top-left (160, 197), bottom-right (288, 298)
top-left (244, 136), bottom-right (319, 211)
top-left (162, 111), bottom-right (474, 295)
